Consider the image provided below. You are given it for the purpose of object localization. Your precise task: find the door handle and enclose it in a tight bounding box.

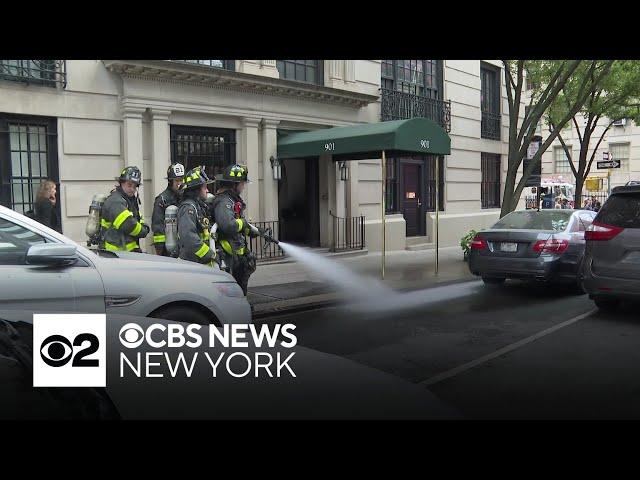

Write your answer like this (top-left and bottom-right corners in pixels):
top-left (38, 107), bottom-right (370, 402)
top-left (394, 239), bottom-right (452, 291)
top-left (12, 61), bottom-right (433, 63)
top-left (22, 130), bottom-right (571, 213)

top-left (417, 199), bottom-right (422, 207)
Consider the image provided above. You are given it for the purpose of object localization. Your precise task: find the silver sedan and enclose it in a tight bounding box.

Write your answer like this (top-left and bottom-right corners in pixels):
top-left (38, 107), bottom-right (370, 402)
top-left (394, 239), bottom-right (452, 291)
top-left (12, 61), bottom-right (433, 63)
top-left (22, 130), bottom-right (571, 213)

top-left (0, 205), bottom-right (250, 325)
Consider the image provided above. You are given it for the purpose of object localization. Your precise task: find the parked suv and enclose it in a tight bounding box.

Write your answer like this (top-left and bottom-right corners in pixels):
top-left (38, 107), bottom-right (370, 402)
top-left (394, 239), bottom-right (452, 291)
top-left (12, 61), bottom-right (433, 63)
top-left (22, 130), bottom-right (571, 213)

top-left (582, 185), bottom-right (640, 311)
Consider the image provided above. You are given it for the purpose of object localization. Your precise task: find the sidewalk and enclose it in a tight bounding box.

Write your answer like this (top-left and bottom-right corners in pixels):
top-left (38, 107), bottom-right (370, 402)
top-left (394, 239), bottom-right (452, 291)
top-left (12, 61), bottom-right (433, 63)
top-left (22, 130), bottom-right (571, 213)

top-left (248, 246), bottom-right (476, 317)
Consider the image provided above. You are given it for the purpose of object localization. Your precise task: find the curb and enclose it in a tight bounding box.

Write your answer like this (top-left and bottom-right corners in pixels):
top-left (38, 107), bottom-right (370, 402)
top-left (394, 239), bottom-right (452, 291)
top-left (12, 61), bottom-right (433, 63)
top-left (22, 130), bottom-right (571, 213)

top-left (252, 292), bottom-right (344, 320)
top-left (250, 276), bottom-right (478, 320)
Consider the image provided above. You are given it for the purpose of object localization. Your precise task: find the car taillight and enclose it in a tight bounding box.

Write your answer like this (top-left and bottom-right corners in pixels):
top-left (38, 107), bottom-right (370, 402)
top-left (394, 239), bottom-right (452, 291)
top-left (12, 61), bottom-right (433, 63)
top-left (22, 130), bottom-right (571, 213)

top-left (470, 234), bottom-right (488, 250)
top-left (585, 222), bottom-right (624, 241)
top-left (532, 238), bottom-right (569, 254)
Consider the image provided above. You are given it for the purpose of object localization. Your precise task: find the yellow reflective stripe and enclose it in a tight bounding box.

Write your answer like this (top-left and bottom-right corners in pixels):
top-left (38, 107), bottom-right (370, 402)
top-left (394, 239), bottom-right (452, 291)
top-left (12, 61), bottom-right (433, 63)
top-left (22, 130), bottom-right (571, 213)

top-left (131, 222), bottom-right (143, 236)
top-left (104, 241), bottom-right (120, 252)
top-left (200, 231), bottom-right (210, 241)
top-left (220, 239), bottom-right (233, 255)
top-left (101, 219), bottom-right (112, 228)
top-left (104, 241), bottom-right (139, 252)
top-left (220, 239), bottom-right (245, 255)
top-left (195, 243), bottom-right (210, 258)
top-left (113, 210), bottom-right (133, 229)
top-left (235, 218), bottom-right (244, 232)
top-left (153, 234), bottom-right (166, 243)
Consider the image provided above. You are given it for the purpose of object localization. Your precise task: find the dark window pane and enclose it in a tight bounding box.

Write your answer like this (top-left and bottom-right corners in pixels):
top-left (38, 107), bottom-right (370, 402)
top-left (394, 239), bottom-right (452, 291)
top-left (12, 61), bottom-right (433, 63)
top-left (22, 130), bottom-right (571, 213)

top-left (596, 193), bottom-right (640, 228)
top-left (285, 62), bottom-right (295, 79)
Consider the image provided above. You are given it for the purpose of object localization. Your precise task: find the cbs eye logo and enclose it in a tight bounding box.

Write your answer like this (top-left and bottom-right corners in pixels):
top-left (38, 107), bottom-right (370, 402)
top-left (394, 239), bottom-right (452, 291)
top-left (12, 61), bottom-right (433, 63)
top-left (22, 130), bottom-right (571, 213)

top-left (40, 333), bottom-right (100, 367)
top-left (33, 314), bottom-right (106, 387)
top-left (119, 323), bottom-right (145, 348)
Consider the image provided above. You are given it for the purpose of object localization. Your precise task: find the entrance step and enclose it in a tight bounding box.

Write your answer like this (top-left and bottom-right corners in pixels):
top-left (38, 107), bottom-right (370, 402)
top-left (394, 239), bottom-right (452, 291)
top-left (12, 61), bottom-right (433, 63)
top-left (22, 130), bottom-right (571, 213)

top-left (258, 247), bottom-right (369, 266)
top-left (406, 241), bottom-right (436, 251)
top-left (405, 236), bottom-right (430, 247)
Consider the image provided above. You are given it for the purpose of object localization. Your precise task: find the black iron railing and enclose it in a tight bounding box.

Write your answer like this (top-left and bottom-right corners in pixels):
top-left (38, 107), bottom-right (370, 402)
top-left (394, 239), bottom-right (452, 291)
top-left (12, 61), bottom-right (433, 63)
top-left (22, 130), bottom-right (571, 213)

top-left (0, 60), bottom-right (66, 88)
top-left (330, 212), bottom-right (365, 252)
top-left (579, 193), bottom-right (608, 211)
top-left (481, 111), bottom-right (501, 140)
top-left (380, 88), bottom-right (451, 132)
top-left (170, 60), bottom-right (235, 71)
top-left (248, 220), bottom-right (285, 261)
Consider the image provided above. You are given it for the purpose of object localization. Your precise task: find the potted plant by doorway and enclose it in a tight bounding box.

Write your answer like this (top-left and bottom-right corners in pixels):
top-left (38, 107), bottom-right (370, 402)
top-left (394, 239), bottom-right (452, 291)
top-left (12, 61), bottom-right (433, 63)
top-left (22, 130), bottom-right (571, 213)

top-left (461, 229), bottom-right (477, 262)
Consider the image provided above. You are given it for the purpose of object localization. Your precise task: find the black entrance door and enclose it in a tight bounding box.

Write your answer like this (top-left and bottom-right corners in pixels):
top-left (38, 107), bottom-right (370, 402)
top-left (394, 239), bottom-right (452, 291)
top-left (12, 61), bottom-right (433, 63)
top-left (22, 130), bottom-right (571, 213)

top-left (278, 158), bottom-right (320, 246)
top-left (402, 162), bottom-right (422, 237)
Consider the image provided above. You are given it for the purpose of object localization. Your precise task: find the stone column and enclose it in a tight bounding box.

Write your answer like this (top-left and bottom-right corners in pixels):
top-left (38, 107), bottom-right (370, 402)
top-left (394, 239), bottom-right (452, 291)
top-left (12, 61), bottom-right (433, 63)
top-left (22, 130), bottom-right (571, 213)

top-left (150, 109), bottom-right (171, 199)
top-left (344, 60), bottom-right (356, 83)
top-left (348, 161), bottom-right (359, 218)
top-left (260, 60), bottom-right (280, 78)
top-left (327, 60), bottom-right (347, 89)
top-left (122, 105), bottom-right (145, 169)
top-left (242, 117), bottom-right (261, 221)
top-left (122, 104), bottom-right (146, 249)
top-left (261, 119), bottom-right (280, 222)
top-left (122, 105), bottom-right (145, 202)
top-left (335, 161), bottom-right (346, 217)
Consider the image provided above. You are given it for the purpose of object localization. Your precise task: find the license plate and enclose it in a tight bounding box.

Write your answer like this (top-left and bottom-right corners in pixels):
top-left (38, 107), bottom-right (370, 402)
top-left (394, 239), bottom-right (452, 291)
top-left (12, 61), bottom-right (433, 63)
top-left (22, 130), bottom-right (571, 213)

top-left (500, 242), bottom-right (518, 252)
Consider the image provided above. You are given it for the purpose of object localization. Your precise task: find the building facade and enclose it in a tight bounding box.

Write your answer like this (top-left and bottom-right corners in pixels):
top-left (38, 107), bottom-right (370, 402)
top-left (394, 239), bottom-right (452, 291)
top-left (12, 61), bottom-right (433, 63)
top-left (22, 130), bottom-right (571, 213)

top-left (539, 116), bottom-right (640, 197)
top-left (0, 60), bottom-right (521, 253)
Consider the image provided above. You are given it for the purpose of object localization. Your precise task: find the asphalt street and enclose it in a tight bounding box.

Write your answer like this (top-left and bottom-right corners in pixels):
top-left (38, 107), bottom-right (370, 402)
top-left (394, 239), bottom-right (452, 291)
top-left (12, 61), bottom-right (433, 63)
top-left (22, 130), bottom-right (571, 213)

top-left (256, 279), bottom-right (640, 419)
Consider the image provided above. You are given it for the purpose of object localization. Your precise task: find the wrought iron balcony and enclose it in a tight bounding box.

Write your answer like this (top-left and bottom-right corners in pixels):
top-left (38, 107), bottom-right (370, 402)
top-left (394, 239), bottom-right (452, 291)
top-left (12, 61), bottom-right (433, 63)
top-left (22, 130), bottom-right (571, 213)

top-left (481, 111), bottom-right (501, 140)
top-left (0, 60), bottom-right (66, 88)
top-left (170, 60), bottom-right (235, 71)
top-left (380, 88), bottom-right (451, 132)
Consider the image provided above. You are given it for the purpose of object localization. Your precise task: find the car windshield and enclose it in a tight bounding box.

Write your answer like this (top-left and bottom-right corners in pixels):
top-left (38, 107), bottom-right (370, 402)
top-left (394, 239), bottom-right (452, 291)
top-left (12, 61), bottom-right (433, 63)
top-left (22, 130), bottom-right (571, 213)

top-left (492, 210), bottom-right (573, 232)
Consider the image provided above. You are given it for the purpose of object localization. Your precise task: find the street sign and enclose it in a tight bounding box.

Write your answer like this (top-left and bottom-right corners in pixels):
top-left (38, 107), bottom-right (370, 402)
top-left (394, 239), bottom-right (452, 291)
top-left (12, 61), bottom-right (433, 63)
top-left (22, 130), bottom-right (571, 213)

top-left (585, 178), bottom-right (603, 191)
top-left (597, 160), bottom-right (621, 169)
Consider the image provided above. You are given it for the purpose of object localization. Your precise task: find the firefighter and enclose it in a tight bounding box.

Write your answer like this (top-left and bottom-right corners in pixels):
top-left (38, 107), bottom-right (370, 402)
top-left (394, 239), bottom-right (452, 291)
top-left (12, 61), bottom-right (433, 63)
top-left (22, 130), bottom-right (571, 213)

top-left (176, 166), bottom-right (216, 266)
top-left (212, 164), bottom-right (260, 296)
top-left (151, 163), bottom-right (185, 256)
top-left (100, 166), bottom-right (149, 253)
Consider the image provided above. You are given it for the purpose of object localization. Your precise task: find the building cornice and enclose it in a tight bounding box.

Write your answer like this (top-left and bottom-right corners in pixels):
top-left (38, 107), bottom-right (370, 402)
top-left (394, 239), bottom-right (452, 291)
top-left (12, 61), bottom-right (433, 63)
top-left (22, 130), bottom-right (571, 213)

top-left (103, 60), bottom-right (379, 108)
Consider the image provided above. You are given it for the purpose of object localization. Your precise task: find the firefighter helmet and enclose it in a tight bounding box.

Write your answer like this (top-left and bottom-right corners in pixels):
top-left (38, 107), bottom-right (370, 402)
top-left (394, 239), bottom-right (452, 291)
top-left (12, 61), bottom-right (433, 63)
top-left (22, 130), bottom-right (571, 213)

top-left (116, 166), bottom-right (142, 185)
top-left (214, 164), bottom-right (251, 183)
top-left (180, 166), bottom-right (215, 190)
top-left (166, 163), bottom-right (185, 180)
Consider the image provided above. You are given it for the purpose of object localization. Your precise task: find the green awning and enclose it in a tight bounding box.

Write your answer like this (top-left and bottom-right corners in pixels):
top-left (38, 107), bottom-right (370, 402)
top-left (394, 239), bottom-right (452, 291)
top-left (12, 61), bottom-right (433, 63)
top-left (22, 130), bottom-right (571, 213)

top-left (277, 117), bottom-right (451, 160)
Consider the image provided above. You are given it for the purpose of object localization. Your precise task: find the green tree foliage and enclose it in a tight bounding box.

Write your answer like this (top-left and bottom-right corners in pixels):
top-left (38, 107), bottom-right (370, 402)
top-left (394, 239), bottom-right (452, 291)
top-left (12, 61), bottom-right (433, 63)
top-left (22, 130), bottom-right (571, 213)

top-left (501, 60), bottom-right (614, 217)
top-left (547, 61), bottom-right (640, 201)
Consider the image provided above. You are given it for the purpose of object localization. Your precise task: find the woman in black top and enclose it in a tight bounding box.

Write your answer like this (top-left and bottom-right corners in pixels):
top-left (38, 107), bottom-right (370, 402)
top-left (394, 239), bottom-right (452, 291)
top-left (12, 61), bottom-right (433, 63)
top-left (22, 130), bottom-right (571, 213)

top-left (34, 179), bottom-right (62, 233)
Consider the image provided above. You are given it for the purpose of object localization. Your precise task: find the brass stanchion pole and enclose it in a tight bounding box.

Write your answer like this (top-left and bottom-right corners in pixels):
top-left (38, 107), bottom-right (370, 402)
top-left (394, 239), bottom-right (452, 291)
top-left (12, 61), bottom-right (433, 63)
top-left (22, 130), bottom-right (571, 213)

top-left (382, 150), bottom-right (386, 280)
top-left (435, 156), bottom-right (439, 275)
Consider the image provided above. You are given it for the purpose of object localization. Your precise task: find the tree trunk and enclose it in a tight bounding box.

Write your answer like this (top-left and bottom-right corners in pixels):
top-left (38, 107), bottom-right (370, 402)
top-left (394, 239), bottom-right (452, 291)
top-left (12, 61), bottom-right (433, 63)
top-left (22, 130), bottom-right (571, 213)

top-left (501, 158), bottom-right (518, 218)
top-left (574, 146), bottom-right (589, 206)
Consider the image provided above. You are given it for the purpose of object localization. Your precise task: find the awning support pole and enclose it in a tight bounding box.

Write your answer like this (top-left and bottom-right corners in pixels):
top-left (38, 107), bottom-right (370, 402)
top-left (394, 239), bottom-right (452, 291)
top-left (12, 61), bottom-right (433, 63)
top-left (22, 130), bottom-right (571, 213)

top-left (382, 150), bottom-right (386, 280)
top-left (435, 155), bottom-right (440, 275)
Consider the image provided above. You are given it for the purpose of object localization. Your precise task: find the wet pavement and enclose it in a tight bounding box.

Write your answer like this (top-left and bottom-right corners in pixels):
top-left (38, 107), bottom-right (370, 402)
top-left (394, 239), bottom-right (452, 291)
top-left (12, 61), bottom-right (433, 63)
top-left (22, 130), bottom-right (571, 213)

top-left (256, 278), bottom-right (640, 419)
top-left (248, 246), bottom-right (474, 311)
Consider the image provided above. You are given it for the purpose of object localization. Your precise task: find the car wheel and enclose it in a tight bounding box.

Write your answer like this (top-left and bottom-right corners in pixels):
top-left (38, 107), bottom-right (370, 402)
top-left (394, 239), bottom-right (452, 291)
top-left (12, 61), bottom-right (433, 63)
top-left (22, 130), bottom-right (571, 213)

top-left (149, 305), bottom-right (213, 325)
top-left (482, 277), bottom-right (506, 285)
top-left (593, 297), bottom-right (621, 313)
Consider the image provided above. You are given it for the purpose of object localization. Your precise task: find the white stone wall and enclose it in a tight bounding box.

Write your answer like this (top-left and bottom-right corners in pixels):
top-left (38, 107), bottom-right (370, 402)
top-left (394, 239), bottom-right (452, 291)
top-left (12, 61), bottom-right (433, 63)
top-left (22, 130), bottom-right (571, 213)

top-left (0, 59), bottom-right (524, 252)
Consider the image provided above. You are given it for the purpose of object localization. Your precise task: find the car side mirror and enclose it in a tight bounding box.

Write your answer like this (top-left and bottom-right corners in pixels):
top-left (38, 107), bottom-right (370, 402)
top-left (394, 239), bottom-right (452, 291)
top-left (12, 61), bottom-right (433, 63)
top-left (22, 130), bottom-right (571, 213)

top-left (26, 243), bottom-right (78, 266)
